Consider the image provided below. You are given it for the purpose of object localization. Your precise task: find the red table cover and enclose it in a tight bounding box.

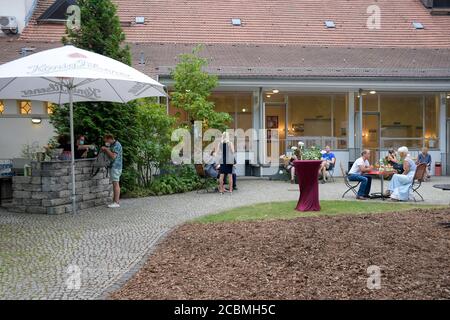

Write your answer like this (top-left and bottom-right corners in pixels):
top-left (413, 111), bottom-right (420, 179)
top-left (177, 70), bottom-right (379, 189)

top-left (293, 160), bottom-right (322, 212)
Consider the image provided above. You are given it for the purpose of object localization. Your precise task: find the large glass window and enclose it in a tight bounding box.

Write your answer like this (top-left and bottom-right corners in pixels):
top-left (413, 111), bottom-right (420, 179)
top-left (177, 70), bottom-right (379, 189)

top-left (424, 95), bottom-right (439, 149)
top-left (209, 92), bottom-right (253, 131)
top-left (167, 92), bottom-right (253, 130)
top-left (380, 94), bottom-right (440, 149)
top-left (287, 94), bottom-right (348, 150)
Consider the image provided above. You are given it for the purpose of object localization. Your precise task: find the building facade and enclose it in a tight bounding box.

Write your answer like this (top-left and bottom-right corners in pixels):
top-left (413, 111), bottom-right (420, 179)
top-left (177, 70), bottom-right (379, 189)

top-left (1, 0), bottom-right (450, 176)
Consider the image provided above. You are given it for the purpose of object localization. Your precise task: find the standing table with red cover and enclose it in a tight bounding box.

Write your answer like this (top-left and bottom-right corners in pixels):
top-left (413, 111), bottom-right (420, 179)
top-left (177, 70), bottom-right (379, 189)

top-left (293, 160), bottom-right (322, 211)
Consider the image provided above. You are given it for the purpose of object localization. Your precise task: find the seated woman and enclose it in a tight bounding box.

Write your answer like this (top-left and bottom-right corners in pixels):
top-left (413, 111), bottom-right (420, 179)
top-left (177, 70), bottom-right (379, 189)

top-left (56, 134), bottom-right (72, 161)
top-left (285, 154), bottom-right (297, 184)
top-left (204, 150), bottom-right (219, 179)
top-left (386, 148), bottom-right (403, 174)
top-left (386, 146), bottom-right (416, 201)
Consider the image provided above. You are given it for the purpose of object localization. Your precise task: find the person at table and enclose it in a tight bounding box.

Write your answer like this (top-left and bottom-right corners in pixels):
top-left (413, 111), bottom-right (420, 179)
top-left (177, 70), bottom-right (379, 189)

top-left (56, 134), bottom-right (72, 161)
top-left (348, 149), bottom-right (373, 200)
top-left (215, 131), bottom-right (235, 194)
top-left (319, 146), bottom-right (336, 183)
top-left (386, 146), bottom-right (417, 201)
top-left (75, 135), bottom-right (95, 159)
top-left (416, 147), bottom-right (432, 179)
top-left (285, 154), bottom-right (298, 184)
top-left (386, 148), bottom-right (403, 174)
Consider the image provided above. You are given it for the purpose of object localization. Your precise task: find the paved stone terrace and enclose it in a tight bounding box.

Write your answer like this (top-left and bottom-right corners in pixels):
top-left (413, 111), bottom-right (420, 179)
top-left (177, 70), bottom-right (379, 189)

top-left (0, 177), bottom-right (449, 300)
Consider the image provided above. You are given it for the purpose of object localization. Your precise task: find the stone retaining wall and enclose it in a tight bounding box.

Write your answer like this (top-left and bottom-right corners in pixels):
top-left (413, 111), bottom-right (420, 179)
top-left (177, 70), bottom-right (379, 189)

top-left (8, 159), bottom-right (112, 214)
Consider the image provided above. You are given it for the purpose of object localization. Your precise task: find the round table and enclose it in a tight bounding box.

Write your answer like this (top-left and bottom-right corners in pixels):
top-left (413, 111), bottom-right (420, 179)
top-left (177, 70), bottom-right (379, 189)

top-left (293, 160), bottom-right (322, 212)
top-left (433, 184), bottom-right (450, 191)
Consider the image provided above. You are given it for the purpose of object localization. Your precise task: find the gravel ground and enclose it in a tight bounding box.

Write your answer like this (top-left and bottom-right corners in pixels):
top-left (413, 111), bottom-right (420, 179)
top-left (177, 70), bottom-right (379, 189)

top-left (111, 208), bottom-right (450, 300)
top-left (0, 177), bottom-right (449, 300)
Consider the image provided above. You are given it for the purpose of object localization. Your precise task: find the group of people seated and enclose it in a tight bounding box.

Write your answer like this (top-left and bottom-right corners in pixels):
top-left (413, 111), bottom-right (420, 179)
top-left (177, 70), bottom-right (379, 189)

top-left (386, 147), bottom-right (432, 179)
top-left (284, 146), bottom-right (336, 184)
top-left (54, 134), bottom-right (96, 160)
top-left (349, 146), bottom-right (431, 201)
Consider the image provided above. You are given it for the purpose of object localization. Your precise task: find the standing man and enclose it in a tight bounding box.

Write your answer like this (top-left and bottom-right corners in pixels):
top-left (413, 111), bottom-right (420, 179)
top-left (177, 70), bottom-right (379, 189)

top-left (319, 146), bottom-right (336, 183)
top-left (348, 149), bottom-right (373, 200)
top-left (101, 134), bottom-right (123, 208)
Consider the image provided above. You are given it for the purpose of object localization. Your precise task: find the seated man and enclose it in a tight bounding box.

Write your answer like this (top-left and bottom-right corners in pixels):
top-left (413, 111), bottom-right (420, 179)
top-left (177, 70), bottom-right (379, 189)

top-left (319, 146), bottom-right (336, 183)
top-left (204, 150), bottom-right (219, 179)
top-left (348, 149), bottom-right (373, 200)
top-left (416, 147), bottom-right (432, 179)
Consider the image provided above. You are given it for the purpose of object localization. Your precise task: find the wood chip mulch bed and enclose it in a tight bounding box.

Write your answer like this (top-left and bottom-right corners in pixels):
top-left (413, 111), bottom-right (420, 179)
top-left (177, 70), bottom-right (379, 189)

top-left (111, 208), bottom-right (450, 300)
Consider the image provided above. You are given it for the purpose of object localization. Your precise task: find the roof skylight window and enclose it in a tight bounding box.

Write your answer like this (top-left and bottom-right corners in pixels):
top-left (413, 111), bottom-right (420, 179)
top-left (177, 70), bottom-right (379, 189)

top-left (231, 18), bottom-right (242, 26)
top-left (324, 20), bottom-right (336, 28)
top-left (412, 22), bottom-right (424, 29)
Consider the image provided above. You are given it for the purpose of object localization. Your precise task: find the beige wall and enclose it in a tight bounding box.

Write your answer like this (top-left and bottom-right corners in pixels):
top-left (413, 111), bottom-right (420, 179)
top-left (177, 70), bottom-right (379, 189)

top-left (0, 99), bottom-right (54, 158)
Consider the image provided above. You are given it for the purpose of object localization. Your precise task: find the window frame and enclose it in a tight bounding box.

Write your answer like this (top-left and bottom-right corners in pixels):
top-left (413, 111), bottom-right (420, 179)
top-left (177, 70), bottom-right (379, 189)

top-left (17, 100), bottom-right (32, 115)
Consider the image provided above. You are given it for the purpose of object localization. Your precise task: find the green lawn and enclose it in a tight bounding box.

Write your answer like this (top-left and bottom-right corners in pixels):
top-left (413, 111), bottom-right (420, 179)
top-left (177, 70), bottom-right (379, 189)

top-left (195, 200), bottom-right (444, 223)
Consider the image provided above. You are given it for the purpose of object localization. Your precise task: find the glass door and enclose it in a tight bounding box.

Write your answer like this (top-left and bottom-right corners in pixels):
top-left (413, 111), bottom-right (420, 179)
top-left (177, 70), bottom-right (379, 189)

top-left (265, 103), bottom-right (286, 161)
top-left (362, 113), bottom-right (380, 165)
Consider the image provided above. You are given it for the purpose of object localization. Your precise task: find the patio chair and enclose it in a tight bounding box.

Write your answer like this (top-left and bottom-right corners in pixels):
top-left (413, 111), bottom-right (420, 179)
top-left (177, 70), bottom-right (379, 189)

top-left (410, 163), bottom-right (427, 202)
top-left (340, 162), bottom-right (360, 198)
top-left (194, 164), bottom-right (216, 193)
top-left (326, 164), bottom-right (335, 182)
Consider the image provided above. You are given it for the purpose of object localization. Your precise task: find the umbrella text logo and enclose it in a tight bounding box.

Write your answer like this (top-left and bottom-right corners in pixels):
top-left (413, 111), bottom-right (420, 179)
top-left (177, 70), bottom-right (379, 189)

top-left (21, 85), bottom-right (102, 100)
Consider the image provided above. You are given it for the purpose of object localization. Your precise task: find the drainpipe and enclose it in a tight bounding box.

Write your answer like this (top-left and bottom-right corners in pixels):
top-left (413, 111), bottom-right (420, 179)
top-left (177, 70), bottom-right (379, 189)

top-left (359, 88), bottom-right (363, 154)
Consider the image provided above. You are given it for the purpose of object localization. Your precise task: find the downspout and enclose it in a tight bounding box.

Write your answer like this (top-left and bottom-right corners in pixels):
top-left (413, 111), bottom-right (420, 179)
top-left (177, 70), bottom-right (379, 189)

top-left (359, 89), bottom-right (363, 154)
top-left (25, 0), bottom-right (39, 27)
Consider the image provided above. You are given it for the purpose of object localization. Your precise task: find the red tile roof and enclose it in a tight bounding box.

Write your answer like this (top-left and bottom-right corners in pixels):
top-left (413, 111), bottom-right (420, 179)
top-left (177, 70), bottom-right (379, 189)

top-left (131, 43), bottom-right (450, 79)
top-left (19, 0), bottom-right (450, 48)
top-left (3, 39), bottom-right (449, 79)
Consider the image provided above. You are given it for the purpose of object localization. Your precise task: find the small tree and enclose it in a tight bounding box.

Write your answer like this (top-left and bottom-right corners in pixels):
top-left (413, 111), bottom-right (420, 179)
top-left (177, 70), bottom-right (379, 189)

top-left (135, 101), bottom-right (175, 186)
top-left (52, 0), bottom-right (139, 189)
top-left (171, 46), bottom-right (232, 132)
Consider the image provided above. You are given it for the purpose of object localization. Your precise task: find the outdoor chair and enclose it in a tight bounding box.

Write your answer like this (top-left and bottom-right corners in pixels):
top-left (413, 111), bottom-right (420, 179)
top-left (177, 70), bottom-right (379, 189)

top-left (326, 164), bottom-right (335, 182)
top-left (410, 163), bottom-right (427, 202)
top-left (340, 162), bottom-right (360, 198)
top-left (194, 164), bottom-right (216, 193)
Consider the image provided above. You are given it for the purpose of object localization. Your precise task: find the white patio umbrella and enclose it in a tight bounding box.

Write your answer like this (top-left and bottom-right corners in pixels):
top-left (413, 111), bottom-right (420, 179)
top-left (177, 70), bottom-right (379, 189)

top-left (0, 45), bottom-right (166, 213)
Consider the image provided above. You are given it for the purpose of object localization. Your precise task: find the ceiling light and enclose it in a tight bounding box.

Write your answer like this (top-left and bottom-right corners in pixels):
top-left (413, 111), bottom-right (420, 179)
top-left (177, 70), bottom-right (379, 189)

top-left (266, 95), bottom-right (271, 98)
top-left (369, 90), bottom-right (377, 94)
top-left (31, 117), bottom-right (42, 124)
top-left (242, 108), bottom-right (246, 112)
top-left (272, 89), bottom-right (279, 94)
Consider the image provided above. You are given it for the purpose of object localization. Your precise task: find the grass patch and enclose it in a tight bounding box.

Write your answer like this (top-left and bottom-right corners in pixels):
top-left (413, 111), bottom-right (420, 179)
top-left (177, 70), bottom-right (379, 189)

top-left (195, 200), bottom-right (444, 223)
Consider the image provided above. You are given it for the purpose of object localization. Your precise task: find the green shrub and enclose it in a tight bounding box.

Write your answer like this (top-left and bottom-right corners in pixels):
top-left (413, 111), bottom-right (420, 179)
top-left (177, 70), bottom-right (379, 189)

top-left (123, 165), bottom-right (216, 198)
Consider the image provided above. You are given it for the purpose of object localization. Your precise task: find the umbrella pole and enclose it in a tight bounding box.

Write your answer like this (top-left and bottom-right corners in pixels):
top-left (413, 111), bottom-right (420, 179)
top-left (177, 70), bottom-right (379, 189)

top-left (69, 85), bottom-right (77, 214)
